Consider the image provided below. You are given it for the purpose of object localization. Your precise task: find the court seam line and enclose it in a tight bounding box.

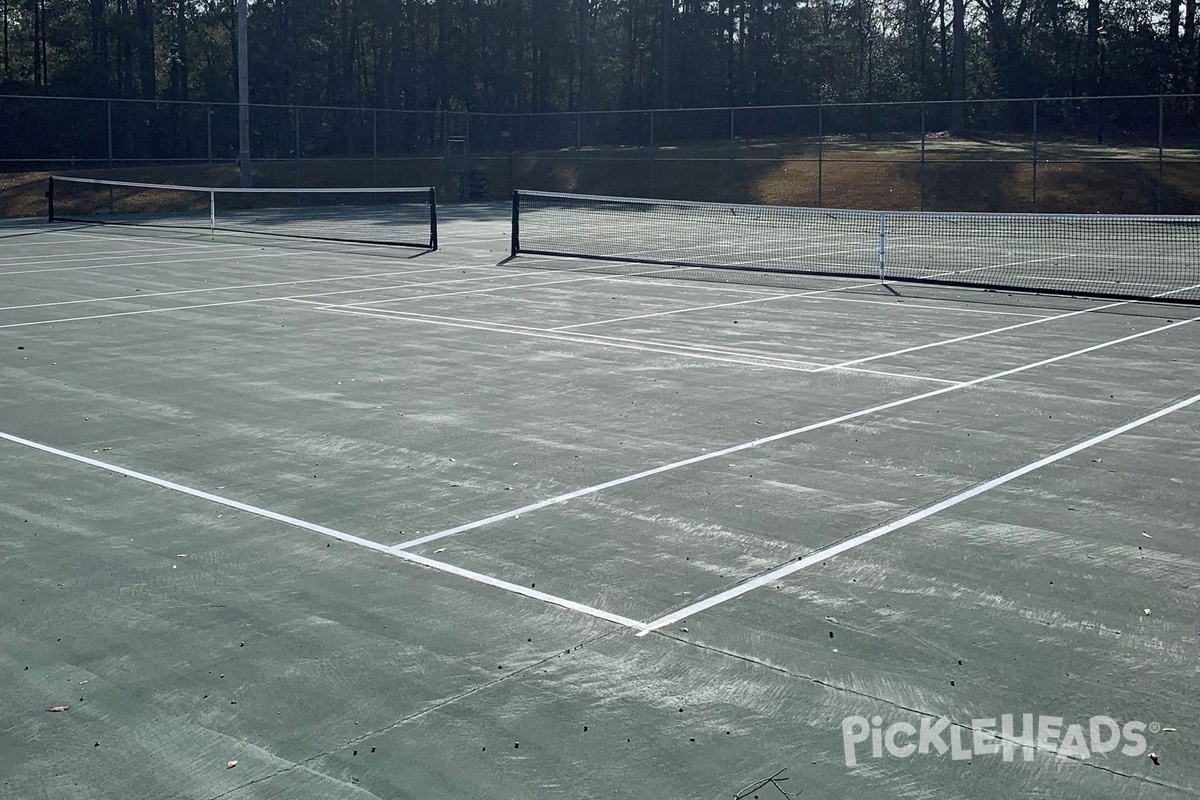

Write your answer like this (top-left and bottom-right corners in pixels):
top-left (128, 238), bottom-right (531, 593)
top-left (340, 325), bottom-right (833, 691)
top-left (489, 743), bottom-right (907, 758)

top-left (636, 390), bottom-right (1200, 635)
top-left (388, 315), bottom-right (1196, 549)
top-left (308, 304), bottom-right (959, 384)
top-left (0, 430), bottom-right (648, 631)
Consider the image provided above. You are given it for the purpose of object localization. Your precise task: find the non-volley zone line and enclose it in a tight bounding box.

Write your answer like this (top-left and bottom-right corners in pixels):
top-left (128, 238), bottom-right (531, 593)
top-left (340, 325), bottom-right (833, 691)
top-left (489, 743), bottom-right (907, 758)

top-left (0, 430), bottom-right (646, 631)
top-left (638, 390), bottom-right (1200, 634)
top-left (390, 314), bottom-right (1197, 550)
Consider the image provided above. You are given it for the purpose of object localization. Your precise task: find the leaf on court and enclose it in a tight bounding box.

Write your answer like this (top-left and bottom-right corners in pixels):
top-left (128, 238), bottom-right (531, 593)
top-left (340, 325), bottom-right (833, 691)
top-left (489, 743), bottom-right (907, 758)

top-left (433, 548), bottom-right (446, 554)
top-left (47, 705), bottom-right (70, 712)
top-left (1143, 608), bottom-right (1152, 616)
top-left (226, 760), bottom-right (238, 769)
top-left (1141, 532), bottom-right (1153, 539)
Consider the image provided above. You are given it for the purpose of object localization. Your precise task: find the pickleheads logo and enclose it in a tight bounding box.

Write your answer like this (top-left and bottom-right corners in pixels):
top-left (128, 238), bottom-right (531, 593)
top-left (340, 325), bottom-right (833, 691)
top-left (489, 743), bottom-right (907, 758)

top-left (841, 714), bottom-right (1155, 766)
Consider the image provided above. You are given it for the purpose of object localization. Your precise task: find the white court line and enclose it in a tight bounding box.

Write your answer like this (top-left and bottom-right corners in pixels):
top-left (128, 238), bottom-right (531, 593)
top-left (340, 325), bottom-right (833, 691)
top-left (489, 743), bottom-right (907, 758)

top-left (0, 245), bottom-right (263, 275)
top-left (515, 254), bottom-right (1054, 318)
top-left (328, 268), bottom-right (689, 309)
top-left (41, 228), bottom-right (234, 250)
top-left (309, 304), bottom-right (839, 375)
top-left (813, 281), bottom-right (1200, 374)
top-left (0, 243), bottom-right (246, 265)
top-left (311, 303), bottom-right (961, 385)
top-left (0, 430), bottom-right (647, 631)
top-left (809, 301), bottom-right (1127, 373)
top-left (637, 390), bottom-right (1200, 635)
top-left (0, 265), bottom-right (594, 329)
top-left (389, 315), bottom-right (1197, 549)
top-left (0, 249), bottom-right (299, 278)
top-left (548, 280), bottom-right (882, 331)
top-left (0, 262), bottom-right (519, 313)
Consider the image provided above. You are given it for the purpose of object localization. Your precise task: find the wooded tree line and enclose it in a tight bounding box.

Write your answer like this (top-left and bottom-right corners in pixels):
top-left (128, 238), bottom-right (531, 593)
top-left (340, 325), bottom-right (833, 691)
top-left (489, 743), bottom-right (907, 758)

top-left (0, 0), bottom-right (1195, 113)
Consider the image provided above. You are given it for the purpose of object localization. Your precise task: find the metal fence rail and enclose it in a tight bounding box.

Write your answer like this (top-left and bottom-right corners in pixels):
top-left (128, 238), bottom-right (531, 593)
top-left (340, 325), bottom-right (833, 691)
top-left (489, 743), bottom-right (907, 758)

top-left (2, 93), bottom-right (1197, 214)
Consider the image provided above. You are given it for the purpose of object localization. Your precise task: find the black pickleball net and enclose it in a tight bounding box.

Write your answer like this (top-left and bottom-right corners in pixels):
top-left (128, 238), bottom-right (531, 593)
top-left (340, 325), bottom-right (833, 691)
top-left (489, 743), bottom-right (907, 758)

top-left (511, 190), bottom-right (1200, 304)
top-left (50, 177), bottom-right (437, 250)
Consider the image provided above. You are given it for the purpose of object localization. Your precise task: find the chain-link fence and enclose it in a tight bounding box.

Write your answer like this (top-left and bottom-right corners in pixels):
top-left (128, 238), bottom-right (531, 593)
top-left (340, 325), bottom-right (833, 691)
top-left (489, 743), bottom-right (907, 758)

top-left (2, 93), bottom-right (1198, 215)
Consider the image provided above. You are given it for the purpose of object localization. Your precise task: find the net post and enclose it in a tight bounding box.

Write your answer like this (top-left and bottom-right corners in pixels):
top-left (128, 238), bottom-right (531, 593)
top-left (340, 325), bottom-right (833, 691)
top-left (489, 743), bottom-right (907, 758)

top-left (46, 177), bottom-right (55, 222)
top-left (428, 187), bottom-right (438, 250)
top-left (209, 190), bottom-right (216, 233)
top-left (877, 212), bottom-right (887, 281)
top-left (510, 190), bottom-right (520, 257)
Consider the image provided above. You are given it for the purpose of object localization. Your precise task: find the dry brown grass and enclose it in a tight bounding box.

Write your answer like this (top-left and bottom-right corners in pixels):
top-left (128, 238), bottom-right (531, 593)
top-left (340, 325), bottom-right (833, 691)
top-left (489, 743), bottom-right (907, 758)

top-left (3, 133), bottom-right (1197, 217)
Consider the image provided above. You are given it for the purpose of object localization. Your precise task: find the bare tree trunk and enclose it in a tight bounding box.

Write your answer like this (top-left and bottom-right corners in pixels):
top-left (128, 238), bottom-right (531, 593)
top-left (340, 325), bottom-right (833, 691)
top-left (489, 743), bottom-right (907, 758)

top-left (136, 0), bottom-right (155, 99)
top-left (659, 0), bottom-right (671, 106)
top-left (1086, 0), bottom-right (1100, 92)
top-left (938, 0), bottom-right (947, 95)
top-left (32, 0), bottom-right (43, 87)
top-left (951, 0), bottom-right (965, 130)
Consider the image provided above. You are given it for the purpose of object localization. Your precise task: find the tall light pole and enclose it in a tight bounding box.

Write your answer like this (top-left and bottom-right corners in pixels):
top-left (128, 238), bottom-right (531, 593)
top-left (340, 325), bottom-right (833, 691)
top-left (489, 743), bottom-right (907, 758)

top-left (237, 0), bottom-right (251, 187)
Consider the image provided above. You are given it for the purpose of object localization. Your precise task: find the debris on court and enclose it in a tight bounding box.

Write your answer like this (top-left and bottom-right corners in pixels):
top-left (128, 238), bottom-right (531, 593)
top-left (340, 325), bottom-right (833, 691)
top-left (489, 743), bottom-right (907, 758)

top-left (1149, 752), bottom-right (1160, 765)
top-left (47, 705), bottom-right (70, 712)
top-left (226, 759), bottom-right (238, 769)
top-left (1144, 608), bottom-right (1152, 616)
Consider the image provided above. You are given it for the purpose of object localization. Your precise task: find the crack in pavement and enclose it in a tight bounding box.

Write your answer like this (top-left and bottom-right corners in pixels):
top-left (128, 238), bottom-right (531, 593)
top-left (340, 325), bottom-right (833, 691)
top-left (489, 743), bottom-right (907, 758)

top-left (202, 630), bottom-right (621, 800)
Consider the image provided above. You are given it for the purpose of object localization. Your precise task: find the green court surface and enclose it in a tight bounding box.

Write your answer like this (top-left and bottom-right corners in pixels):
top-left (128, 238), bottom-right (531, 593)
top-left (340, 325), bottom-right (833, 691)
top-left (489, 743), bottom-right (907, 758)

top-left (1, 207), bottom-right (1198, 799)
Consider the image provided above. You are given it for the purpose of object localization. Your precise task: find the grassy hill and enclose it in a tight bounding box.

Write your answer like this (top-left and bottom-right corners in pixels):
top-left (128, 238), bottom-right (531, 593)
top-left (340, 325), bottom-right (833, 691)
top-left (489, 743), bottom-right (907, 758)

top-left (3, 132), bottom-right (1197, 217)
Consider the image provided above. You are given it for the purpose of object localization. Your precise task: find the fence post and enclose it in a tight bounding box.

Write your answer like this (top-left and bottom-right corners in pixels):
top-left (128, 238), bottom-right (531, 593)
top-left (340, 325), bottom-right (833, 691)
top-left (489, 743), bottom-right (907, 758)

top-left (373, 108), bottom-right (379, 187)
top-left (576, 111), bottom-right (582, 150)
top-left (817, 103), bottom-right (824, 207)
top-left (649, 110), bottom-right (657, 197)
top-left (1031, 98), bottom-right (1039, 211)
top-left (206, 105), bottom-right (213, 163)
top-left (919, 102), bottom-right (927, 212)
top-left (106, 100), bottom-right (113, 168)
top-left (1157, 95), bottom-right (1164, 214)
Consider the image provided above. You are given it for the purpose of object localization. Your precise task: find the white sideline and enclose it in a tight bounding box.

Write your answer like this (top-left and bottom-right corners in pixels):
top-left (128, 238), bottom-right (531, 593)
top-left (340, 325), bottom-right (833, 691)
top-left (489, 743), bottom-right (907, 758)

top-left (637, 390), bottom-right (1200, 635)
top-left (0, 430), bottom-right (647, 631)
